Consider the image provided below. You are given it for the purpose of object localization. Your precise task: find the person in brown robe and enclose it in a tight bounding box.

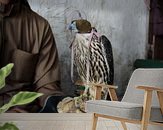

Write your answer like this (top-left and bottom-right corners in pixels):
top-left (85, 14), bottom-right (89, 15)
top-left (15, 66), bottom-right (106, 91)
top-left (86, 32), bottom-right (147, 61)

top-left (0, 0), bottom-right (64, 112)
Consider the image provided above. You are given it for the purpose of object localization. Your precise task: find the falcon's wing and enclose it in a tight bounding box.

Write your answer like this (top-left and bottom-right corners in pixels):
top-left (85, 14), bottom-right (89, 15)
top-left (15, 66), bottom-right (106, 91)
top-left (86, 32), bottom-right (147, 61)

top-left (100, 35), bottom-right (114, 84)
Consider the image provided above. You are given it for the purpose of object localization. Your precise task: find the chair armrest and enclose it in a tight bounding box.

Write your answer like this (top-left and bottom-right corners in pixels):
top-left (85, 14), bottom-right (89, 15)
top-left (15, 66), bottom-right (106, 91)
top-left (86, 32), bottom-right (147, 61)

top-left (75, 80), bottom-right (118, 100)
top-left (136, 86), bottom-right (163, 92)
top-left (75, 80), bottom-right (118, 89)
top-left (137, 86), bottom-right (163, 124)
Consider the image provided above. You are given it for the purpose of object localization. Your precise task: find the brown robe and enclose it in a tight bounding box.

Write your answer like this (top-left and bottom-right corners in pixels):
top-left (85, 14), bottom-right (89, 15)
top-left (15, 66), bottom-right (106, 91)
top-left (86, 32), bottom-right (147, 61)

top-left (0, 1), bottom-right (63, 112)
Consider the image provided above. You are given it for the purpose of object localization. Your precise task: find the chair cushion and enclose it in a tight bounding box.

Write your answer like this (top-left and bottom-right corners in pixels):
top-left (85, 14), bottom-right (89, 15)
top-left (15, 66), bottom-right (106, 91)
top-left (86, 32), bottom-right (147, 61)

top-left (86, 100), bottom-right (163, 122)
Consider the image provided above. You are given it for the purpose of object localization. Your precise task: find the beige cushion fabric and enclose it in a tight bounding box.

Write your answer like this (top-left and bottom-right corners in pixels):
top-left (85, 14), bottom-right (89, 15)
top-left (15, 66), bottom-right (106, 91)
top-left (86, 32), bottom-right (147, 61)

top-left (86, 100), bottom-right (163, 122)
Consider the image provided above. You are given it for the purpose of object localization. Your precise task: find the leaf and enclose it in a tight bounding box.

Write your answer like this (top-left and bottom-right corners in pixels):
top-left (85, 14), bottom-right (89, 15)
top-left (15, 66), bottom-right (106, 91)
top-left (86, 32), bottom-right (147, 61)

top-left (0, 103), bottom-right (11, 114)
top-left (10, 92), bottom-right (43, 106)
top-left (0, 63), bottom-right (14, 89)
top-left (0, 92), bottom-right (43, 113)
top-left (0, 123), bottom-right (19, 130)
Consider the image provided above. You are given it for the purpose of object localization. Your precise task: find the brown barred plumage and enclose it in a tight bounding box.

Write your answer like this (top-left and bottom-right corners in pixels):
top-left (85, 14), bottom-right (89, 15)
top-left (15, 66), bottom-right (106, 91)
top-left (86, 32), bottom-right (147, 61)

top-left (71, 30), bottom-right (114, 99)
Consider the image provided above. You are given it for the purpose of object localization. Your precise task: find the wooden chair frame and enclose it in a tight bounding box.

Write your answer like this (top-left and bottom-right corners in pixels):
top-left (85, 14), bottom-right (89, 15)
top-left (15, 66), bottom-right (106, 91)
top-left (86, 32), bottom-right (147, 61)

top-left (92, 85), bottom-right (163, 130)
top-left (75, 81), bottom-right (163, 130)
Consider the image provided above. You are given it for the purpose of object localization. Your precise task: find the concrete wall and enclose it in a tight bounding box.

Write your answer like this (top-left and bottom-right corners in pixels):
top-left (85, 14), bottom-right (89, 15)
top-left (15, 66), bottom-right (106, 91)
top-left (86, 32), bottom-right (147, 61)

top-left (28, 0), bottom-right (149, 96)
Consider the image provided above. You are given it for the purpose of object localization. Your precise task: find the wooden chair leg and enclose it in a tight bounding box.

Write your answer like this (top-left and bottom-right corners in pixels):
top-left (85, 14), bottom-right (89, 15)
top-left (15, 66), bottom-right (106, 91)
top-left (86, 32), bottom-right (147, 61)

top-left (141, 90), bottom-right (152, 130)
top-left (108, 88), bottom-right (118, 101)
top-left (121, 121), bottom-right (127, 130)
top-left (94, 86), bottom-right (102, 100)
top-left (157, 91), bottom-right (163, 115)
top-left (92, 113), bottom-right (98, 130)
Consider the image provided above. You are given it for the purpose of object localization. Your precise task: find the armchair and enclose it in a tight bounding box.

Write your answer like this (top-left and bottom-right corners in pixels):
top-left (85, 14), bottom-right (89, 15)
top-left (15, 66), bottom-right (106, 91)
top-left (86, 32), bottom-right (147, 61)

top-left (86, 68), bottom-right (163, 130)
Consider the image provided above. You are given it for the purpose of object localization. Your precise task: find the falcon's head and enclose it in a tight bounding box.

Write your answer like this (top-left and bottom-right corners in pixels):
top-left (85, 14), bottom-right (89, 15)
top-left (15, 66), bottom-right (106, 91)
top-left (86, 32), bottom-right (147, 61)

top-left (68, 19), bottom-right (92, 33)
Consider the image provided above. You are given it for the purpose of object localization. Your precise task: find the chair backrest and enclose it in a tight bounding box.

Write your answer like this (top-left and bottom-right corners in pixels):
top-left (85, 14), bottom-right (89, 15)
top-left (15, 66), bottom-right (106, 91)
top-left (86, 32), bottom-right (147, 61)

top-left (122, 68), bottom-right (163, 107)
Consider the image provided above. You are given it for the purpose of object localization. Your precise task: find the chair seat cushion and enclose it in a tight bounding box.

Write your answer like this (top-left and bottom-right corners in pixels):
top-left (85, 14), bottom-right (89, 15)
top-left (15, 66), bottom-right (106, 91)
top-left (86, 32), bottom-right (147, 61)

top-left (86, 100), bottom-right (163, 122)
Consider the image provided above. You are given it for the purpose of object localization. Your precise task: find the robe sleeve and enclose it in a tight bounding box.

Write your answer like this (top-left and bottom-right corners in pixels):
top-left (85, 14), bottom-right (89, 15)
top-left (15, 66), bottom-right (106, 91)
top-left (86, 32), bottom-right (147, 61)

top-left (34, 21), bottom-right (63, 106)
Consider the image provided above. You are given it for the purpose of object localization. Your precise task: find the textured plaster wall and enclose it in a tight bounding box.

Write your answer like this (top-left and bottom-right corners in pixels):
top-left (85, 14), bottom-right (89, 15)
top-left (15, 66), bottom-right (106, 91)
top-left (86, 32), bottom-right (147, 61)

top-left (28, 0), bottom-right (149, 96)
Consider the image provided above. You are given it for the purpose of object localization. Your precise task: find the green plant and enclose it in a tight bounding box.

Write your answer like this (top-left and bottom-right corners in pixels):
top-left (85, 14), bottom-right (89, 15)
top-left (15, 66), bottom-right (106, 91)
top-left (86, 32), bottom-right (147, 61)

top-left (0, 123), bottom-right (19, 130)
top-left (0, 63), bottom-right (14, 89)
top-left (0, 63), bottom-right (43, 130)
